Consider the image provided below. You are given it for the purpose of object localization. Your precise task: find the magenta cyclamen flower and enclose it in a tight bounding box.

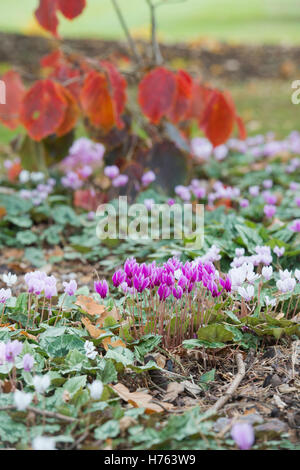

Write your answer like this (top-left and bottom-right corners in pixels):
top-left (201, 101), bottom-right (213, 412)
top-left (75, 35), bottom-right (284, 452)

top-left (94, 280), bottom-right (109, 299)
top-left (5, 340), bottom-right (23, 363)
top-left (133, 275), bottom-right (149, 293)
top-left (63, 280), bottom-right (77, 296)
top-left (219, 277), bottom-right (232, 292)
top-left (23, 353), bottom-right (34, 372)
top-left (231, 422), bottom-right (255, 450)
top-left (157, 284), bottom-right (171, 301)
top-left (172, 286), bottom-right (183, 299)
top-left (290, 219), bottom-right (300, 233)
top-left (112, 270), bottom-right (126, 287)
top-left (263, 204), bottom-right (276, 218)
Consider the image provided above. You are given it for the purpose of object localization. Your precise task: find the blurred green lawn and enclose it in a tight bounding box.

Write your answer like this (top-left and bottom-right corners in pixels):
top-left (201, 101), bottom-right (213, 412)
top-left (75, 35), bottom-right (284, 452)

top-left (1, 0), bottom-right (300, 44)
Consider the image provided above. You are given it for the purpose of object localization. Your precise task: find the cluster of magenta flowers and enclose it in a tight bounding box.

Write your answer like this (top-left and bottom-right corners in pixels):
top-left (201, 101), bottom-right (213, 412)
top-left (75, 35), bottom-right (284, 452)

top-left (98, 257), bottom-right (232, 347)
top-left (111, 257), bottom-right (231, 300)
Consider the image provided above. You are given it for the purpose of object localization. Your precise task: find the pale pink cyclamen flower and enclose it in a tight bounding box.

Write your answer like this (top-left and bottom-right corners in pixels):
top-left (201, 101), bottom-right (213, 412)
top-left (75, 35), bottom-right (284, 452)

top-left (141, 170), bottom-right (156, 187)
top-left (112, 174), bottom-right (128, 187)
top-left (63, 280), bottom-right (77, 296)
top-left (104, 165), bottom-right (119, 179)
top-left (144, 198), bottom-right (155, 211)
top-left (0, 288), bottom-right (11, 304)
top-left (231, 422), bottom-right (255, 450)
top-left (273, 246), bottom-right (285, 257)
top-left (23, 353), bottom-right (34, 372)
top-left (240, 199), bottom-right (249, 208)
top-left (263, 204), bottom-right (276, 218)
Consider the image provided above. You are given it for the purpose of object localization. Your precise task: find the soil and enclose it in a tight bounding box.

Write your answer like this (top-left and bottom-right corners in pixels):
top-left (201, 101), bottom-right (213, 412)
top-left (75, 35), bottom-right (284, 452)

top-left (1, 32), bottom-right (300, 82)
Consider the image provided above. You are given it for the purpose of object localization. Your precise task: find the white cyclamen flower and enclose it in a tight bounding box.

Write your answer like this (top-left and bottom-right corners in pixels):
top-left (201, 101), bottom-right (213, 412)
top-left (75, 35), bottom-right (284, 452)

top-left (229, 266), bottom-right (247, 290)
top-left (32, 374), bottom-right (51, 394)
top-left (14, 390), bottom-right (33, 411)
top-left (88, 380), bottom-right (104, 400)
top-left (32, 436), bottom-right (56, 451)
top-left (19, 170), bottom-right (30, 184)
top-left (238, 285), bottom-right (255, 302)
top-left (235, 248), bottom-right (245, 257)
top-left (265, 296), bottom-right (276, 307)
top-left (2, 272), bottom-right (17, 287)
top-left (279, 269), bottom-right (292, 281)
top-left (295, 269), bottom-right (300, 282)
top-left (276, 278), bottom-right (296, 293)
top-left (262, 266), bottom-right (273, 281)
top-left (84, 341), bottom-right (97, 360)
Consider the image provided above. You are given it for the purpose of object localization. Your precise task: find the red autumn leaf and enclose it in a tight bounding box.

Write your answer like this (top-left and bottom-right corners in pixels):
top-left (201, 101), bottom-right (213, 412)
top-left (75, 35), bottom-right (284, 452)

top-left (35, 0), bottom-right (86, 36)
top-left (236, 115), bottom-right (247, 141)
top-left (35, 0), bottom-right (59, 36)
top-left (80, 70), bottom-right (116, 131)
top-left (7, 162), bottom-right (22, 182)
top-left (0, 70), bottom-right (26, 130)
top-left (74, 189), bottom-right (106, 211)
top-left (138, 67), bottom-right (177, 124)
top-left (167, 70), bottom-right (192, 124)
top-left (100, 61), bottom-right (127, 128)
top-left (185, 81), bottom-right (214, 124)
top-left (222, 90), bottom-right (247, 141)
top-left (57, 0), bottom-right (86, 19)
top-left (201, 91), bottom-right (236, 147)
top-left (55, 86), bottom-right (80, 137)
top-left (20, 79), bottom-right (67, 141)
top-left (40, 50), bottom-right (63, 69)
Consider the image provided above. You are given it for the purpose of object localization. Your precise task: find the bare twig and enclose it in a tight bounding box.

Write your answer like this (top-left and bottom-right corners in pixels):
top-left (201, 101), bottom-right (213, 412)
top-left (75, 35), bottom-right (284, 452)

top-left (146, 0), bottom-right (164, 66)
top-left (209, 352), bottom-right (246, 413)
top-left (0, 405), bottom-right (77, 423)
top-left (111, 0), bottom-right (142, 66)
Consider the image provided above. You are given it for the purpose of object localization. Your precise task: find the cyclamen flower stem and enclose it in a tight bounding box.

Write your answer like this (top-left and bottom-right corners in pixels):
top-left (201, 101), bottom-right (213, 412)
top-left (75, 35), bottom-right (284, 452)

top-left (55, 293), bottom-right (66, 326)
top-left (0, 304), bottom-right (5, 324)
top-left (292, 297), bottom-right (299, 318)
top-left (47, 299), bottom-right (52, 323)
top-left (26, 294), bottom-right (33, 330)
top-left (41, 295), bottom-right (46, 320)
top-left (286, 296), bottom-right (293, 319)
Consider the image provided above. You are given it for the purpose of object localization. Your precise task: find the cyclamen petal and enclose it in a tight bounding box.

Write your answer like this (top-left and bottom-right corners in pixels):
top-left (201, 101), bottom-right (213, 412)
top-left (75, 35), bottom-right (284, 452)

top-left (231, 422), bottom-right (255, 450)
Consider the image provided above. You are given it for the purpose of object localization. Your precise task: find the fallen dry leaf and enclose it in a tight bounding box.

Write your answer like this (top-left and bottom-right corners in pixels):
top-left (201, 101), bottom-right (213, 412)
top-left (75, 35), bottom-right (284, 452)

top-left (152, 352), bottom-right (166, 369)
top-left (76, 295), bottom-right (106, 318)
top-left (20, 331), bottom-right (38, 341)
top-left (163, 382), bottom-right (184, 402)
top-left (102, 336), bottom-right (126, 351)
top-left (112, 383), bottom-right (174, 414)
top-left (0, 207), bottom-right (6, 219)
top-left (76, 296), bottom-right (121, 328)
top-left (81, 316), bottom-right (106, 339)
